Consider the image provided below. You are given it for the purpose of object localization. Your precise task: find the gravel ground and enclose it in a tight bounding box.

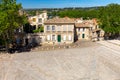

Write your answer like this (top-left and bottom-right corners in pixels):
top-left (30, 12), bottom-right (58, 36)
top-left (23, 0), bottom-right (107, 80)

top-left (0, 40), bottom-right (120, 80)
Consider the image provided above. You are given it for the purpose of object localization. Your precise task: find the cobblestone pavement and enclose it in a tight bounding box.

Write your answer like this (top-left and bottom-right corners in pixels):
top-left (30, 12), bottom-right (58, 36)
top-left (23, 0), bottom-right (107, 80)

top-left (0, 41), bottom-right (120, 80)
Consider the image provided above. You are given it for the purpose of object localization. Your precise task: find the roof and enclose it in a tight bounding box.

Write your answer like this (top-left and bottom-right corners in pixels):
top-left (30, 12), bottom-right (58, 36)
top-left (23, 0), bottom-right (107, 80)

top-left (75, 23), bottom-right (92, 28)
top-left (44, 17), bottom-right (75, 24)
top-left (75, 19), bottom-right (97, 28)
top-left (92, 29), bottom-right (101, 32)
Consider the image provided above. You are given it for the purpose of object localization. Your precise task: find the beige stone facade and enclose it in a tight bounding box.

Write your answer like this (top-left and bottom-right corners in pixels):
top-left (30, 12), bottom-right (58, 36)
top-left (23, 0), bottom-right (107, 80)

top-left (43, 17), bottom-right (104, 44)
top-left (44, 17), bottom-right (75, 44)
top-left (28, 11), bottom-right (48, 29)
top-left (75, 19), bottom-right (104, 41)
top-left (28, 17), bottom-right (105, 45)
top-left (75, 27), bottom-right (91, 40)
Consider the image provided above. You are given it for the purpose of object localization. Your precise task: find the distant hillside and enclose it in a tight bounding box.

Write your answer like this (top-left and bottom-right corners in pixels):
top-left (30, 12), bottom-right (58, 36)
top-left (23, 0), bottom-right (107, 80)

top-left (23, 6), bottom-right (103, 11)
top-left (23, 6), bottom-right (103, 16)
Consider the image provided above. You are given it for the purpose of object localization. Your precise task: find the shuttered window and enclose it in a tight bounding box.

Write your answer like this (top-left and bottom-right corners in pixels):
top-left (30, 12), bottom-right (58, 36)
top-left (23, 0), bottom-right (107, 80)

top-left (47, 26), bottom-right (50, 31)
top-left (47, 35), bottom-right (50, 40)
top-left (52, 35), bottom-right (56, 41)
top-left (68, 35), bottom-right (72, 41)
top-left (63, 35), bottom-right (66, 41)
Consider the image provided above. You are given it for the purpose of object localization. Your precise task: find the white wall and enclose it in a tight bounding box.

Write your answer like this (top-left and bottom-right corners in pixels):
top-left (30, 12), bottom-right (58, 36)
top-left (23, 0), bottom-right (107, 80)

top-left (44, 24), bottom-right (74, 32)
top-left (28, 12), bottom-right (48, 27)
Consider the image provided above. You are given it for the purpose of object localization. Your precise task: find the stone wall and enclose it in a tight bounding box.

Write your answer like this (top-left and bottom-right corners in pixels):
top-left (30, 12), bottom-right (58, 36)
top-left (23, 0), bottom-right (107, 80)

top-left (24, 33), bottom-right (45, 45)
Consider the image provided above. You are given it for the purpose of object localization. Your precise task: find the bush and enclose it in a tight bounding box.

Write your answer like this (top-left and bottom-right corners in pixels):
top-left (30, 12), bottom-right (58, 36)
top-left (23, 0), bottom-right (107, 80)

top-left (33, 26), bottom-right (44, 33)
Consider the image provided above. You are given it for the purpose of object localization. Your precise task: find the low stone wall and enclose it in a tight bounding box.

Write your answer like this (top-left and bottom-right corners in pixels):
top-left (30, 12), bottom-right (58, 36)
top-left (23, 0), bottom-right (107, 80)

top-left (24, 33), bottom-right (45, 45)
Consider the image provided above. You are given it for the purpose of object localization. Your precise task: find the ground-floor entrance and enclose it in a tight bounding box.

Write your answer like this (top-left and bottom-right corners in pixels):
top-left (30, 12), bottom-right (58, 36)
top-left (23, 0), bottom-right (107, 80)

top-left (82, 34), bottom-right (85, 39)
top-left (57, 35), bottom-right (61, 42)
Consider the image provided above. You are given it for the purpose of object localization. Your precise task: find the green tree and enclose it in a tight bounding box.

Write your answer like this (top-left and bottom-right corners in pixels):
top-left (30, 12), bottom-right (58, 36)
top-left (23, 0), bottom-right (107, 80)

top-left (58, 9), bottom-right (99, 19)
top-left (33, 26), bottom-right (44, 33)
top-left (0, 0), bottom-right (27, 49)
top-left (98, 4), bottom-right (120, 39)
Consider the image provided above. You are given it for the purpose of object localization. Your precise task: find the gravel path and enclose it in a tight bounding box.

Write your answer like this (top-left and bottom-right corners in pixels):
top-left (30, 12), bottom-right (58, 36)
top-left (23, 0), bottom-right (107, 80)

top-left (0, 41), bottom-right (120, 80)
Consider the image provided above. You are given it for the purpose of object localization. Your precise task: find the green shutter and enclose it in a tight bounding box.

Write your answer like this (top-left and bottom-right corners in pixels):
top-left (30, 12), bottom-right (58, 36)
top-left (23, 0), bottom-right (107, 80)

top-left (82, 34), bottom-right (85, 38)
top-left (57, 35), bottom-right (61, 42)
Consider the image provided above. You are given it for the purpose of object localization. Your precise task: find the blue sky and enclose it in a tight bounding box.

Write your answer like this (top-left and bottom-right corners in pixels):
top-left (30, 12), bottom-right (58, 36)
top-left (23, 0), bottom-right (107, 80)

top-left (17, 0), bottom-right (120, 9)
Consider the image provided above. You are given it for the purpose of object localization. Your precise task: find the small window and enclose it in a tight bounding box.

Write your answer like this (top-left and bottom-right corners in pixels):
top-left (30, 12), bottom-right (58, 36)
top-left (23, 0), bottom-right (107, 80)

top-left (78, 28), bottom-right (80, 32)
top-left (78, 34), bottom-right (80, 38)
top-left (42, 14), bottom-right (44, 18)
top-left (52, 35), bottom-right (55, 41)
top-left (80, 28), bottom-right (83, 32)
top-left (33, 18), bottom-right (36, 22)
top-left (57, 25), bottom-right (61, 31)
top-left (47, 26), bottom-right (50, 31)
top-left (47, 35), bottom-right (50, 40)
top-left (63, 35), bottom-right (66, 41)
top-left (83, 28), bottom-right (85, 32)
top-left (52, 26), bottom-right (55, 31)
top-left (91, 27), bottom-right (92, 30)
top-left (63, 25), bottom-right (67, 31)
top-left (68, 35), bottom-right (72, 41)
top-left (38, 18), bottom-right (42, 23)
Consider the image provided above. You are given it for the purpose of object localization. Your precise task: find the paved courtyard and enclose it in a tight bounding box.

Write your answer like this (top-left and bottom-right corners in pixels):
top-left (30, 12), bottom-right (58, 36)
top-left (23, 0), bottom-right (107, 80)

top-left (0, 40), bottom-right (120, 80)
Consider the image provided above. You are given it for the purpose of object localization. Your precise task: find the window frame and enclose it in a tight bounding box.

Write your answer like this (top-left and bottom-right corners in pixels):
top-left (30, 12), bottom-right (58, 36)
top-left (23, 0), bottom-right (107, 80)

top-left (38, 18), bottom-right (42, 23)
top-left (52, 35), bottom-right (56, 41)
top-left (68, 35), bottom-right (72, 41)
top-left (63, 35), bottom-right (66, 41)
top-left (52, 26), bottom-right (55, 31)
top-left (47, 35), bottom-right (51, 41)
top-left (47, 26), bottom-right (50, 31)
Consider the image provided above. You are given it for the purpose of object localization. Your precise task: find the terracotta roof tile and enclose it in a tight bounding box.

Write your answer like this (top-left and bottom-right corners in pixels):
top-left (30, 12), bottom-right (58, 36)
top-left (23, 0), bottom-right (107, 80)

top-left (75, 23), bottom-right (92, 27)
top-left (44, 17), bottom-right (75, 24)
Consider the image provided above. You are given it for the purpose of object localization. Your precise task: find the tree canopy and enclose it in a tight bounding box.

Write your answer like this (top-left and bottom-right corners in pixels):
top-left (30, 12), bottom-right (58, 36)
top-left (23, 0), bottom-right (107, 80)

top-left (0, 0), bottom-right (27, 46)
top-left (58, 9), bottom-right (99, 19)
top-left (98, 4), bottom-right (120, 35)
top-left (50, 4), bottom-right (120, 37)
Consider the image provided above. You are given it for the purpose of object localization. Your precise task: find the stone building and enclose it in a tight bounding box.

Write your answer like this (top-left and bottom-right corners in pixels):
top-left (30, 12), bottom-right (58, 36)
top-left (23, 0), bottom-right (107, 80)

top-left (44, 17), bottom-right (75, 44)
top-left (28, 11), bottom-right (48, 30)
top-left (75, 18), bottom-right (104, 41)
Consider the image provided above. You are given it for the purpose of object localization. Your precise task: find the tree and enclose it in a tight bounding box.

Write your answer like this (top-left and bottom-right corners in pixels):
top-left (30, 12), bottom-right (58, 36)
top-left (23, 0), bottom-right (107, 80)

top-left (57, 9), bottom-right (99, 19)
top-left (98, 4), bottom-right (120, 39)
top-left (0, 0), bottom-right (27, 50)
top-left (33, 26), bottom-right (44, 33)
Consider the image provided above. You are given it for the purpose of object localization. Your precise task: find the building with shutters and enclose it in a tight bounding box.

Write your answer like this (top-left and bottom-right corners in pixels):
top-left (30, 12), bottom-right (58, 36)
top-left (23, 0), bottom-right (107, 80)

top-left (44, 17), bottom-right (75, 44)
top-left (28, 11), bottom-right (48, 30)
top-left (43, 17), bottom-right (104, 44)
top-left (75, 18), bottom-right (104, 41)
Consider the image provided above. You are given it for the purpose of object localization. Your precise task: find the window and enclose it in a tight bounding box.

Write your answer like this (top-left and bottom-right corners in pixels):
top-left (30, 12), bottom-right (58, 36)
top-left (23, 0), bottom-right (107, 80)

top-left (80, 28), bottom-right (83, 32)
top-left (83, 28), bottom-right (85, 32)
top-left (80, 28), bottom-right (85, 32)
top-left (33, 18), bottom-right (36, 22)
top-left (57, 25), bottom-right (61, 31)
top-left (47, 35), bottom-right (50, 40)
top-left (68, 35), bottom-right (72, 41)
top-left (38, 18), bottom-right (42, 23)
top-left (52, 26), bottom-right (55, 31)
top-left (47, 26), bottom-right (50, 31)
top-left (63, 35), bottom-right (66, 41)
top-left (78, 28), bottom-right (80, 32)
top-left (78, 34), bottom-right (80, 38)
top-left (42, 14), bottom-right (44, 18)
top-left (90, 27), bottom-right (92, 30)
top-left (68, 25), bottom-right (73, 31)
top-left (52, 35), bottom-right (56, 41)
top-left (63, 25), bottom-right (67, 31)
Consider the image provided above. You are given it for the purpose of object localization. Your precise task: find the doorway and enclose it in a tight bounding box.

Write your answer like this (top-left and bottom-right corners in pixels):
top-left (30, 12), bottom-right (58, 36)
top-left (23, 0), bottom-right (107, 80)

top-left (82, 34), bottom-right (85, 39)
top-left (57, 35), bottom-right (61, 42)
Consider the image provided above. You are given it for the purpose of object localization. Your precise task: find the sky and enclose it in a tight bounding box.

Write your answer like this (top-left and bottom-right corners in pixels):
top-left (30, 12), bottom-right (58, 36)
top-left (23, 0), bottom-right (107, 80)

top-left (17, 0), bottom-right (120, 9)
